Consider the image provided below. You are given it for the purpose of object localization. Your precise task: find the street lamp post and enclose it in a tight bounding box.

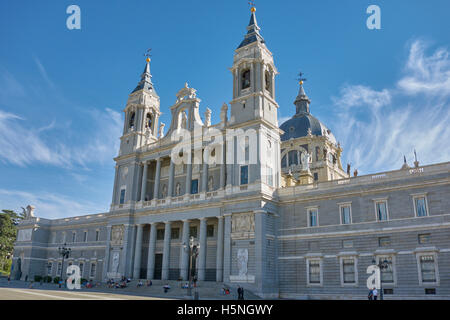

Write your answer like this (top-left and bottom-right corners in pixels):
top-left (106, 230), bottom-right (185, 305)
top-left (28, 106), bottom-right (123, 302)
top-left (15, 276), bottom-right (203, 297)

top-left (372, 257), bottom-right (389, 300)
top-left (183, 236), bottom-right (200, 299)
top-left (58, 243), bottom-right (71, 288)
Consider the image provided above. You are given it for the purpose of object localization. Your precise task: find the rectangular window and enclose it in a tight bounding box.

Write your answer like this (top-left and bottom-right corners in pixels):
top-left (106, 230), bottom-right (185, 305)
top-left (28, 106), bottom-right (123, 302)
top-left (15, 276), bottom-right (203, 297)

top-left (378, 237), bottom-right (391, 247)
top-left (379, 256), bottom-right (394, 284)
top-left (191, 179), bottom-right (199, 194)
top-left (171, 228), bottom-right (180, 239)
top-left (420, 255), bottom-right (436, 283)
top-left (83, 231), bottom-right (88, 242)
top-left (95, 230), bottom-right (100, 242)
top-left (342, 240), bottom-right (353, 248)
top-left (313, 172), bottom-right (318, 181)
top-left (57, 262), bottom-right (62, 275)
top-left (376, 201), bottom-right (388, 221)
top-left (79, 263), bottom-right (84, 277)
top-left (156, 229), bottom-right (165, 240)
top-left (189, 226), bottom-right (198, 238)
top-left (425, 288), bottom-right (436, 295)
top-left (207, 225), bottom-right (214, 238)
top-left (308, 208), bottom-right (318, 227)
top-left (240, 165), bottom-right (249, 185)
top-left (47, 262), bottom-right (53, 276)
top-left (343, 258), bottom-right (356, 284)
top-left (119, 188), bottom-right (126, 204)
top-left (90, 263), bottom-right (96, 278)
top-left (72, 232), bottom-right (76, 243)
top-left (340, 205), bottom-right (351, 224)
top-left (415, 196), bottom-right (428, 217)
top-left (308, 260), bottom-right (321, 284)
top-left (418, 234), bottom-right (431, 244)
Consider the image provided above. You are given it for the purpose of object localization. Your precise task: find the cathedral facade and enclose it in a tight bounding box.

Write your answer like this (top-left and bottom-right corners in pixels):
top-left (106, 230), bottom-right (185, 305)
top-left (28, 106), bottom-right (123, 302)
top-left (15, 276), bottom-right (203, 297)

top-left (12, 9), bottom-right (450, 299)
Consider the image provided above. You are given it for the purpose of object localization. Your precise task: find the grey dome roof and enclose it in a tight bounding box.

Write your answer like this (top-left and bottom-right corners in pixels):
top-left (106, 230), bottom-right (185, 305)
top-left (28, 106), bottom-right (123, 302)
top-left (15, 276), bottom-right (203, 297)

top-left (280, 84), bottom-right (336, 143)
top-left (280, 113), bottom-right (321, 140)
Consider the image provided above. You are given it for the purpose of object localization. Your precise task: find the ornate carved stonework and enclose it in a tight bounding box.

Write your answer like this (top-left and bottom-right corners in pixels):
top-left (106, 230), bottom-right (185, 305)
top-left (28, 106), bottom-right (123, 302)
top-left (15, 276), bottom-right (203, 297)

top-left (232, 212), bottom-right (255, 234)
top-left (111, 225), bottom-right (124, 246)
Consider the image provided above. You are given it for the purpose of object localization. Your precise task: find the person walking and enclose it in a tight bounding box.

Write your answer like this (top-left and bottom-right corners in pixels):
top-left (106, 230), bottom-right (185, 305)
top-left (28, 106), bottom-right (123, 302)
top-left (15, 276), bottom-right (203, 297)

top-left (7, 275), bottom-right (10, 285)
top-left (372, 287), bottom-right (378, 301)
top-left (237, 286), bottom-right (244, 300)
top-left (368, 288), bottom-right (373, 300)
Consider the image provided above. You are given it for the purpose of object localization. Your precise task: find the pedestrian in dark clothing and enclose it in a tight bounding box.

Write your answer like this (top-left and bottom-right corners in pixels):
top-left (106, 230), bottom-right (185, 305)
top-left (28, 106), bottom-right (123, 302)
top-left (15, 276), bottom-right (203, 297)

top-left (237, 286), bottom-right (244, 300)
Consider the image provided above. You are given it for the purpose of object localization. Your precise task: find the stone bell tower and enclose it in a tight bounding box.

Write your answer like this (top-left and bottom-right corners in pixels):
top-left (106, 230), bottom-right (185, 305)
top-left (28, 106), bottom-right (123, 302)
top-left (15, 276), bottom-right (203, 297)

top-left (119, 57), bottom-right (161, 156)
top-left (227, 7), bottom-right (282, 190)
top-left (229, 7), bottom-right (279, 128)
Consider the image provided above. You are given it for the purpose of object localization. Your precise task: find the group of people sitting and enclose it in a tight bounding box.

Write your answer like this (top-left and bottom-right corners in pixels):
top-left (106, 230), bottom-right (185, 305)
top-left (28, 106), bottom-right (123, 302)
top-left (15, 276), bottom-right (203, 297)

top-left (106, 276), bottom-right (130, 289)
top-left (136, 280), bottom-right (152, 287)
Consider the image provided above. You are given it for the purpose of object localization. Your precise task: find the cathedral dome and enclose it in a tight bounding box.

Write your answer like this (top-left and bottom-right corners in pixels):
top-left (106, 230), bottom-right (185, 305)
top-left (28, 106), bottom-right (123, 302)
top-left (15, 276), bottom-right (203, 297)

top-left (279, 83), bottom-right (336, 144)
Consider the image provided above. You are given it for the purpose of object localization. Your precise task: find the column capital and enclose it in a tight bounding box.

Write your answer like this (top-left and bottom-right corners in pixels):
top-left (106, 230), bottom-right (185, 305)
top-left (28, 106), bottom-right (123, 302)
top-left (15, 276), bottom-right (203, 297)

top-left (198, 217), bottom-right (207, 221)
top-left (181, 219), bottom-right (190, 223)
top-left (216, 215), bottom-right (224, 220)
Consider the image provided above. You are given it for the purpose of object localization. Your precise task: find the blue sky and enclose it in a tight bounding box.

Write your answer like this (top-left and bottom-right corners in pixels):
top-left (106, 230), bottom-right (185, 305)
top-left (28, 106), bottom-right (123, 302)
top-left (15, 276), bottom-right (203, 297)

top-left (1, 0), bottom-right (449, 218)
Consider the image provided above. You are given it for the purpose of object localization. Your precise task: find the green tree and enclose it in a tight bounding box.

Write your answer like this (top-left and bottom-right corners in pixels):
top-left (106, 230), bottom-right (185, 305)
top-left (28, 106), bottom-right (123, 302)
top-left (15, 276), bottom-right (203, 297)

top-left (0, 210), bottom-right (24, 274)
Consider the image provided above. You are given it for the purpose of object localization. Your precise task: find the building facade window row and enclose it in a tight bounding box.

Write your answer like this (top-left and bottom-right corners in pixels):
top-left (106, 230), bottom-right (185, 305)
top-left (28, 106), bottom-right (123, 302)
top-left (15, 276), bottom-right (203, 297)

top-left (305, 251), bottom-right (439, 287)
top-left (306, 194), bottom-right (429, 227)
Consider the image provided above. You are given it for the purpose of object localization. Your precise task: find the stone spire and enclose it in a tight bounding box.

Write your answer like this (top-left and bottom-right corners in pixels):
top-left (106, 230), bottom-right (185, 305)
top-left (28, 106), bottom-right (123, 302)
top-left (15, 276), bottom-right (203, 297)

top-left (237, 7), bottom-right (265, 49)
top-left (131, 58), bottom-right (156, 94)
top-left (294, 82), bottom-right (311, 115)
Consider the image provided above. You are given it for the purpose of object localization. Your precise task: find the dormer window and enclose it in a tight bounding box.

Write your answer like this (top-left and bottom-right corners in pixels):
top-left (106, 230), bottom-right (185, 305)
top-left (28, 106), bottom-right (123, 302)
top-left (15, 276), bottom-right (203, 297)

top-left (241, 69), bottom-right (251, 89)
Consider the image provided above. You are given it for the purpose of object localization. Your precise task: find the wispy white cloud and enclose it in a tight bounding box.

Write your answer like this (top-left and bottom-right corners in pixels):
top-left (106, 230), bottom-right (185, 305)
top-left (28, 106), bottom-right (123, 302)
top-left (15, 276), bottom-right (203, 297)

top-left (0, 107), bottom-right (122, 168)
top-left (0, 189), bottom-right (106, 219)
top-left (34, 57), bottom-right (56, 90)
top-left (398, 40), bottom-right (450, 97)
top-left (331, 40), bottom-right (450, 174)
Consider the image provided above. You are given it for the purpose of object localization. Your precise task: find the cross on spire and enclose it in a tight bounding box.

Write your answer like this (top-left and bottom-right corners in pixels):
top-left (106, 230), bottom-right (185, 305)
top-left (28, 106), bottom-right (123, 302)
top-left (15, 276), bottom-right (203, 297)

top-left (248, 0), bottom-right (256, 12)
top-left (297, 72), bottom-right (307, 86)
top-left (143, 48), bottom-right (152, 62)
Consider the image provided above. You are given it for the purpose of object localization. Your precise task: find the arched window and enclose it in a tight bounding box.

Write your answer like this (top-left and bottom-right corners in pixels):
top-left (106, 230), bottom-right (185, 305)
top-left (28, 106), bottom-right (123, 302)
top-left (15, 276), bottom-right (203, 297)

top-left (288, 150), bottom-right (298, 166)
top-left (129, 112), bottom-right (135, 129)
top-left (146, 113), bottom-right (152, 129)
top-left (265, 70), bottom-right (271, 91)
top-left (241, 69), bottom-right (251, 89)
top-left (315, 146), bottom-right (320, 161)
top-left (281, 155), bottom-right (287, 168)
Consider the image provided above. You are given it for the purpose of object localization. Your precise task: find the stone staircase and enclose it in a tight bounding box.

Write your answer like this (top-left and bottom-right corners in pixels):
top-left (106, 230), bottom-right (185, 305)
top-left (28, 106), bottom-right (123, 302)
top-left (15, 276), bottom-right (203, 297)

top-left (92, 279), bottom-right (261, 300)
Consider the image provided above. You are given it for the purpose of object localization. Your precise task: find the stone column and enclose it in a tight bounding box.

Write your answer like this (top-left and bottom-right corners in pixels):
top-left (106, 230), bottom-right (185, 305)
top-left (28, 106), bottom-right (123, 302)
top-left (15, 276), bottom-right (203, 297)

top-left (140, 162), bottom-right (148, 201)
top-left (219, 140), bottom-right (226, 189)
top-left (223, 214), bottom-right (232, 282)
top-left (198, 218), bottom-right (207, 281)
top-left (161, 221), bottom-right (172, 280)
top-left (146, 223), bottom-right (157, 279)
top-left (201, 162), bottom-right (208, 192)
top-left (102, 225), bottom-right (112, 281)
top-left (185, 153), bottom-right (192, 195)
top-left (216, 216), bottom-right (224, 282)
top-left (167, 159), bottom-right (175, 198)
top-left (119, 224), bottom-right (131, 277)
top-left (133, 224), bottom-right (144, 279)
top-left (153, 158), bottom-right (161, 200)
top-left (180, 220), bottom-right (190, 280)
top-left (111, 165), bottom-right (119, 205)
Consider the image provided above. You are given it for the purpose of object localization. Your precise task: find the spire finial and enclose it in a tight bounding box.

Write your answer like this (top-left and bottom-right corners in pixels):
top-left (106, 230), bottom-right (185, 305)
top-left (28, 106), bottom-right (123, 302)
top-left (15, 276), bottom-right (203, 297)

top-left (248, 0), bottom-right (256, 12)
top-left (297, 71), bottom-right (307, 86)
top-left (144, 48), bottom-right (152, 63)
